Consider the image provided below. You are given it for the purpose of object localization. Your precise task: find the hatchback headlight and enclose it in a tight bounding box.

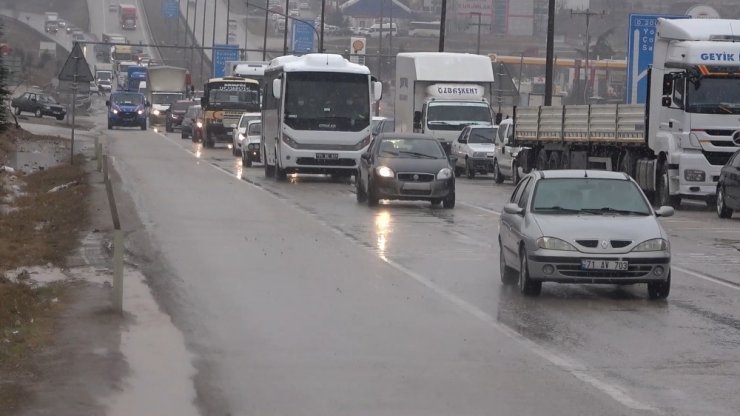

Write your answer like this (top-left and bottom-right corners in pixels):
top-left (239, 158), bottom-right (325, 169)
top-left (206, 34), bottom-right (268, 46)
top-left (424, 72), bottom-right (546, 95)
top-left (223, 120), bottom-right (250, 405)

top-left (137, 110), bottom-right (144, 115)
top-left (632, 238), bottom-right (669, 252)
top-left (196, 121), bottom-right (203, 128)
top-left (537, 237), bottom-right (577, 251)
top-left (152, 109), bottom-right (160, 116)
top-left (112, 109), bottom-right (119, 114)
top-left (437, 168), bottom-right (452, 180)
top-left (376, 166), bottom-right (394, 178)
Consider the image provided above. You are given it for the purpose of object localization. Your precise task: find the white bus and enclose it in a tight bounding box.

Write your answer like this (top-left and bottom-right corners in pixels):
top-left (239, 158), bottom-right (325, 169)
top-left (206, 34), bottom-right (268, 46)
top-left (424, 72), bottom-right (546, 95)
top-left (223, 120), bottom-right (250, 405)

top-left (408, 21), bottom-right (440, 37)
top-left (262, 54), bottom-right (382, 179)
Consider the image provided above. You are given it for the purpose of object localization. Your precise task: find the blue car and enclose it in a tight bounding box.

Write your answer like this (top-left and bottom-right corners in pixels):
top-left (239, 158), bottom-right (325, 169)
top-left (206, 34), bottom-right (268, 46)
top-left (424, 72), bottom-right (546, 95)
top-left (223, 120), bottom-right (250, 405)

top-left (106, 92), bottom-right (149, 130)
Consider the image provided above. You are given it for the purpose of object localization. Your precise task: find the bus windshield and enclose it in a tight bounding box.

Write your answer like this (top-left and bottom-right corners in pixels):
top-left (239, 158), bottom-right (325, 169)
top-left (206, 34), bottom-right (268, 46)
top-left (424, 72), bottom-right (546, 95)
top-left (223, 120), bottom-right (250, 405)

top-left (686, 77), bottom-right (740, 114)
top-left (284, 72), bottom-right (370, 132)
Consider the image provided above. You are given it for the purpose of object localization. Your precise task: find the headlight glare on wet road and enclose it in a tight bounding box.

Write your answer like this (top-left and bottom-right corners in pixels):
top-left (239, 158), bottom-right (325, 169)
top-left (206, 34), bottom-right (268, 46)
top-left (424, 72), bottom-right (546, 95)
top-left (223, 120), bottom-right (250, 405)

top-left (437, 168), bottom-right (452, 180)
top-left (632, 238), bottom-right (669, 252)
top-left (376, 166), bottom-right (394, 178)
top-left (536, 237), bottom-right (577, 251)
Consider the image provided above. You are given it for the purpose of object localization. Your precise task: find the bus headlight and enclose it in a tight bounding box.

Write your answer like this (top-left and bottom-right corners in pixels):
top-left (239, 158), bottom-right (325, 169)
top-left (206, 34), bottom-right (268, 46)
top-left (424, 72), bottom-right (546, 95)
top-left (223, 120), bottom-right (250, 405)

top-left (352, 135), bottom-right (372, 150)
top-left (282, 134), bottom-right (299, 148)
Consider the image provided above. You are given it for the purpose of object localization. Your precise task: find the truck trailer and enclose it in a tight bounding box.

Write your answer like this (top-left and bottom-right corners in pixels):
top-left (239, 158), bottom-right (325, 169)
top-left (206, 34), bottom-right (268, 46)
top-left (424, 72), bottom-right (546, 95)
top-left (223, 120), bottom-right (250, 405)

top-left (394, 52), bottom-right (495, 150)
top-left (508, 18), bottom-right (740, 208)
top-left (147, 66), bottom-right (188, 125)
top-left (119, 4), bottom-right (137, 30)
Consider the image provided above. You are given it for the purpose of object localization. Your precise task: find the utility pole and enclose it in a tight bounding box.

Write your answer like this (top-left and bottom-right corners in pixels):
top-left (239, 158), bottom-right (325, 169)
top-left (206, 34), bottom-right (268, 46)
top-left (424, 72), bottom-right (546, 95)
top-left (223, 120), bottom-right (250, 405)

top-left (438, 0), bottom-right (447, 52)
top-left (378, 0), bottom-right (384, 83)
top-left (570, 8), bottom-right (605, 104)
top-left (283, 0), bottom-right (290, 55)
top-left (544, 0), bottom-right (554, 106)
top-left (212, 0), bottom-right (218, 53)
top-left (469, 12), bottom-right (485, 55)
top-left (319, 0), bottom-right (326, 52)
top-left (388, 0), bottom-right (393, 62)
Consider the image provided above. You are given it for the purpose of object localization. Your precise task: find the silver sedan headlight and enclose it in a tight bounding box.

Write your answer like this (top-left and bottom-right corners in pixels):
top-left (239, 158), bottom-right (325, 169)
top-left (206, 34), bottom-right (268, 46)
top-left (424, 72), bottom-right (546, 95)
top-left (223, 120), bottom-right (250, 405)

top-left (536, 237), bottom-right (577, 251)
top-left (632, 238), bottom-right (670, 252)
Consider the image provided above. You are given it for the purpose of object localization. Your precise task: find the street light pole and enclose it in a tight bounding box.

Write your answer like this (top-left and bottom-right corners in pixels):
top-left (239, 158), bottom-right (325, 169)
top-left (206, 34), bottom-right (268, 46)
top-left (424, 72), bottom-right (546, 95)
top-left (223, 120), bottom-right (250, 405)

top-left (544, 0), bottom-right (555, 106)
top-left (244, 1), bottom-right (249, 60)
top-left (262, 1), bottom-right (269, 60)
top-left (212, 0), bottom-right (218, 52)
top-left (201, 0), bottom-right (207, 84)
top-left (438, 0), bottom-right (447, 52)
top-left (469, 12), bottom-right (484, 55)
top-left (226, 0), bottom-right (231, 44)
top-left (283, 0), bottom-right (290, 55)
top-left (246, 1), bottom-right (321, 54)
top-left (319, 0), bottom-right (326, 53)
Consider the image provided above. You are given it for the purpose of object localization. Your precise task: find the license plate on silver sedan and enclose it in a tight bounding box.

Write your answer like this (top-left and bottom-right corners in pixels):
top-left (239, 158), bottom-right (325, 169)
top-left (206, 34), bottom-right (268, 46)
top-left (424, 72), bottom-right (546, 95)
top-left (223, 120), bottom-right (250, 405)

top-left (581, 260), bottom-right (628, 271)
top-left (316, 153), bottom-right (339, 159)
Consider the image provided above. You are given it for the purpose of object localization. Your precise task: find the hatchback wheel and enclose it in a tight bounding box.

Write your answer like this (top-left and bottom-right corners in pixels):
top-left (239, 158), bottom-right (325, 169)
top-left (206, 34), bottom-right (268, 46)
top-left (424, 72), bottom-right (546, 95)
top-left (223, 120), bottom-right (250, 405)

top-left (356, 173), bottom-right (367, 203)
top-left (519, 249), bottom-right (542, 296)
top-left (367, 180), bottom-right (379, 207)
top-left (35, 109), bottom-right (42, 118)
top-left (493, 160), bottom-right (504, 184)
top-left (717, 187), bottom-right (734, 219)
top-left (500, 242), bottom-right (517, 285)
top-left (647, 272), bottom-right (671, 300)
top-left (442, 190), bottom-right (455, 209)
top-left (466, 160), bottom-right (475, 179)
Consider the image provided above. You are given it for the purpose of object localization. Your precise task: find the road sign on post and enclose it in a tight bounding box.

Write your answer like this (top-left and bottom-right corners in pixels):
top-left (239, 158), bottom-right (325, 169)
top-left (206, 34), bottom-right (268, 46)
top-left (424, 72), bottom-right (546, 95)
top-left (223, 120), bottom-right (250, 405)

top-left (213, 44), bottom-right (240, 78)
top-left (162, 0), bottom-right (179, 19)
top-left (58, 43), bottom-right (94, 165)
top-left (626, 14), bottom-right (688, 104)
top-left (291, 20), bottom-right (314, 55)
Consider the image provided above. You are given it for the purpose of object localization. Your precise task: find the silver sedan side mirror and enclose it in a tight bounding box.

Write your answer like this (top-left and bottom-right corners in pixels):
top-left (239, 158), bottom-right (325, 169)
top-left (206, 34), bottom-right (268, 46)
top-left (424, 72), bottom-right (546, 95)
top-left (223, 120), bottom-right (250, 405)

top-left (655, 206), bottom-right (674, 217)
top-left (503, 203), bottom-right (524, 215)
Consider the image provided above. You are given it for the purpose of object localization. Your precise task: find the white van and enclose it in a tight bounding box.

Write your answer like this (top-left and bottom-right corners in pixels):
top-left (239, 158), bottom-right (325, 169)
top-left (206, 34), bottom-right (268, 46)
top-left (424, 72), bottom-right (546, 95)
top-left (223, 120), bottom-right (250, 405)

top-left (366, 23), bottom-right (397, 38)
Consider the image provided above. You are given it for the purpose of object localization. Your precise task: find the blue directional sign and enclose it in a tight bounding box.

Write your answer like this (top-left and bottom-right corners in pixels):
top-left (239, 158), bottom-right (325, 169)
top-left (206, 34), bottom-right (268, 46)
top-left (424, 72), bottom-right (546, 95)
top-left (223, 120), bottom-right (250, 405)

top-left (626, 14), bottom-right (689, 104)
top-left (291, 20), bottom-right (314, 55)
top-left (213, 44), bottom-right (240, 78)
top-left (162, 0), bottom-right (179, 19)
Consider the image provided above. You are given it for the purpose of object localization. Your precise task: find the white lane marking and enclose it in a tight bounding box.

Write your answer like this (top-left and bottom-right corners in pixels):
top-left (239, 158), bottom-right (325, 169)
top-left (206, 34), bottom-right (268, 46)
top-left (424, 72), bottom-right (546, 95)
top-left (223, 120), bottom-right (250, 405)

top-left (673, 266), bottom-right (740, 291)
top-left (153, 131), bottom-right (657, 413)
top-left (458, 201), bottom-right (501, 216)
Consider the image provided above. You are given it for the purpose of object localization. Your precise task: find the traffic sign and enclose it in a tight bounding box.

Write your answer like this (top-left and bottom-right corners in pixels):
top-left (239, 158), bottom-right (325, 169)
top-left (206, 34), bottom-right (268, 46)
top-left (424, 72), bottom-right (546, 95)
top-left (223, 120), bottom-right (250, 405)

top-left (58, 42), bottom-right (94, 83)
top-left (213, 44), bottom-right (240, 78)
top-left (162, 0), bottom-right (179, 19)
top-left (292, 20), bottom-right (314, 55)
top-left (626, 14), bottom-right (688, 104)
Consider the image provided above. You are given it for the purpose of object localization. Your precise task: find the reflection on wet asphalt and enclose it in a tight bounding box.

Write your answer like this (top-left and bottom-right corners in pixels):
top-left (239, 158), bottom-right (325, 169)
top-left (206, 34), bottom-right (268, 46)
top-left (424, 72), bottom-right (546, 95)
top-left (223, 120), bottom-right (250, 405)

top-left (160, 131), bottom-right (740, 415)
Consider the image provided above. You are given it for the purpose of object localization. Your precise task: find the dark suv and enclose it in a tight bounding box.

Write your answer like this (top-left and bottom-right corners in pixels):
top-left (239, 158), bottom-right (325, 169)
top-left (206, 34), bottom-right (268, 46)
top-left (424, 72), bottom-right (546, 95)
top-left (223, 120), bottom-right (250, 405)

top-left (11, 92), bottom-right (66, 120)
top-left (165, 100), bottom-right (194, 132)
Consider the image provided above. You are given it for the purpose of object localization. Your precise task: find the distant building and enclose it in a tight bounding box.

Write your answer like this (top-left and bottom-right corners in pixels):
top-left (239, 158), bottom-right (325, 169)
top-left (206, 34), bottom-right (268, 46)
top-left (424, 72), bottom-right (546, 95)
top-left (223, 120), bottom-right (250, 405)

top-left (454, 0), bottom-right (534, 36)
top-left (341, 0), bottom-right (413, 29)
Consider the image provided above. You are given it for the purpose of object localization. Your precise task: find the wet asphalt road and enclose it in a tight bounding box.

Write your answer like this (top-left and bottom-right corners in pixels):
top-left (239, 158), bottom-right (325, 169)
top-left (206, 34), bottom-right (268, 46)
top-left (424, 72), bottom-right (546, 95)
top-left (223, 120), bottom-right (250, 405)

top-left (101, 123), bottom-right (740, 416)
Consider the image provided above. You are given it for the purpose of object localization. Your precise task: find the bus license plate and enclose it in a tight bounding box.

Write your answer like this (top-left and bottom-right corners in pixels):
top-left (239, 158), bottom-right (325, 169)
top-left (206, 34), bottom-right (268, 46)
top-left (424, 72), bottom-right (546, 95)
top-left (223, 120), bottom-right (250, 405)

top-left (581, 260), bottom-right (629, 271)
top-left (316, 153), bottom-right (339, 160)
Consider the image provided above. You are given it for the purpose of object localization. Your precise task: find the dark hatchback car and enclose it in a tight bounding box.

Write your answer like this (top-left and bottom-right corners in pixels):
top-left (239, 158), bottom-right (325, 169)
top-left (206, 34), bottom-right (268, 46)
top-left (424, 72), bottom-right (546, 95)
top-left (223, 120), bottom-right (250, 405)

top-left (716, 148), bottom-right (740, 218)
top-left (166, 100), bottom-right (194, 132)
top-left (180, 104), bottom-right (203, 141)
top-left (356, 133), bottom-right (456, 208)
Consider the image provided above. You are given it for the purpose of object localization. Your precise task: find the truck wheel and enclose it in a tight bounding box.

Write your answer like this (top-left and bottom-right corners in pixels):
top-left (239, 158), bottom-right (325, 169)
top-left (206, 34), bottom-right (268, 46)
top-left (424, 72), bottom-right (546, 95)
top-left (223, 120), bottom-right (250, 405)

top-left (536, 149), bottom-right (548, 171)
top-left (263, 148), bottom-right (275, 177)
top-left (493, 160), bottom-right (504, 184)
top-left (465, 160), bottom-right (475, 179)
top-left (35, 109), bottom-right (42, 118)
top-left (655, 164), bottom-right (681, 209)
top-left (274, 149), bottom-right (287, 181)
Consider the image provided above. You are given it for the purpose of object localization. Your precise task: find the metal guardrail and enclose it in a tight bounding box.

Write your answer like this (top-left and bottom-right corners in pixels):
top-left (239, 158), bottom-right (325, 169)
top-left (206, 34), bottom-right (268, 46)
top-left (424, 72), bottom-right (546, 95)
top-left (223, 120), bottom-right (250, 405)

top-left (515, 104), bottom-right (646, 144)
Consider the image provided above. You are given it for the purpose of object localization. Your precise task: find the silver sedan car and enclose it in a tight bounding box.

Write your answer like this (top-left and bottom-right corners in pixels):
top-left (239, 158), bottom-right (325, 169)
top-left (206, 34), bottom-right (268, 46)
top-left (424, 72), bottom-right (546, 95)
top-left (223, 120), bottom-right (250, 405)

top-left (499, 170), bottom-right (674, 299)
